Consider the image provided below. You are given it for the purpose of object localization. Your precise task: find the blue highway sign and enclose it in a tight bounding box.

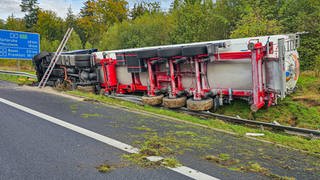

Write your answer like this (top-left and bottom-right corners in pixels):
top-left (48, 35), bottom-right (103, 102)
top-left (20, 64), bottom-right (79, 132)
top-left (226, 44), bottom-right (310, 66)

top-left (0, 29), bottom-right (40, 60)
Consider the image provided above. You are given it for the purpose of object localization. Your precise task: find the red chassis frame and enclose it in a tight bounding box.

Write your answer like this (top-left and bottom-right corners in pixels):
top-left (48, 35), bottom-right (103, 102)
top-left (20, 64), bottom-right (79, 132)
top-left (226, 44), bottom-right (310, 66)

top-left (146, 57), bottom-right (185, 97)
top-left (100, 58), bottom-right (147, 94)
top-left (99, 41), bottom-right (276, 111)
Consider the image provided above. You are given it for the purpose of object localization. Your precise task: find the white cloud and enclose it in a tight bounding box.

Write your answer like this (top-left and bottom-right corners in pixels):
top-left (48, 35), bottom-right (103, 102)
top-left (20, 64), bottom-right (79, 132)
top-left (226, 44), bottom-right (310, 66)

top-left (38, 0), bottom-right (82, 18)
top-left (0, 0), bottom-right (83, 20)
top-left (0, 0), bottom-right (172, 20)
top-left (0, 0), bottom-right (25, 19)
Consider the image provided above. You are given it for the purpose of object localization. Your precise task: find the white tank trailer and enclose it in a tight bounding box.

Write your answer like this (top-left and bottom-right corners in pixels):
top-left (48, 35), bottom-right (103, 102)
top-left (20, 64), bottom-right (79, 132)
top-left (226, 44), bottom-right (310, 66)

top-left (94, 34), bottom-right (300, 111)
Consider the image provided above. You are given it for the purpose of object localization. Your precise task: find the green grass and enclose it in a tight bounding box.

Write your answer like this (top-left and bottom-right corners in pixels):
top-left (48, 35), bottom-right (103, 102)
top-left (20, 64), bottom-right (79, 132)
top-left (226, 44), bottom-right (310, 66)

top-left (162, 158), bottom-right (181, 168)
top-left (133, 126), bottom-right (153, 131)
top-left (216, 71), bottom-right (320, 130)
top-left (239, 162), bottom-right (295, 180)
top-left (122, 129), bottom-right (213, 168)
top-left (80, 113), bottom-right (103, 118)
top-left (0, 59), bottom-right (36, 85)
top-left (0, 73), bottom-right (36, 85)
top-left (205, 156), bottom-right (295, 180)
top-left (204, 154), bottom-right (239, 166)
top-left (95, 164), bottom-right (113, 173)
top-left (219, 153), bottom-right (231, 161)
top-left (0, 59), bottom-right (34, 73)
top-left (66, 90), bottom-right (320, 155)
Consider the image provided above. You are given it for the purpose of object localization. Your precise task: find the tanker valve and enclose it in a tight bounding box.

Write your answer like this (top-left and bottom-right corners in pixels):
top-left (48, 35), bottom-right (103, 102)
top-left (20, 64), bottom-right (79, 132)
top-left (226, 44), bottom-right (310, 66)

top-left (219, 90), bottom-right (224, 106)
top-left (228, 88), bottom-right (233, 104)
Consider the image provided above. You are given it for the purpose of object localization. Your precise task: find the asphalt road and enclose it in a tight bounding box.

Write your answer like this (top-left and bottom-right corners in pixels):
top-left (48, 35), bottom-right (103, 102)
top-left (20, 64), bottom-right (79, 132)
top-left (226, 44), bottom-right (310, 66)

top-left (0, 81), bottom-right (319, 180)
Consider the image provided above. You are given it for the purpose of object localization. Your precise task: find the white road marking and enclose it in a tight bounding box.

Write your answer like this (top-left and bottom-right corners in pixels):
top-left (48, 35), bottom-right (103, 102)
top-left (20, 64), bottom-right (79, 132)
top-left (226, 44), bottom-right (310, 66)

top-left (0, 97), bottom-right (220, 180)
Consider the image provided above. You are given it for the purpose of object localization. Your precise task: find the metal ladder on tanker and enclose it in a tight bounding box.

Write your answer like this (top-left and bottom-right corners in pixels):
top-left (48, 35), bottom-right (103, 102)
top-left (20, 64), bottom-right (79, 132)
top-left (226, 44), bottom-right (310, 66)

top-left (38, 28), bottom-right (73, 88)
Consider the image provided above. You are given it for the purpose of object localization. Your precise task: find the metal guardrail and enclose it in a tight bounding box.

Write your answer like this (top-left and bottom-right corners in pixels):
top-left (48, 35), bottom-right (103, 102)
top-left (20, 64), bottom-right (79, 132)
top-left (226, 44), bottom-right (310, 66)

top-left (107, 94), bottom-right (320, 137)
top-left (177, 108), bottom-right (320, 137)
top-left (0, 70), bottom-right (37, 79)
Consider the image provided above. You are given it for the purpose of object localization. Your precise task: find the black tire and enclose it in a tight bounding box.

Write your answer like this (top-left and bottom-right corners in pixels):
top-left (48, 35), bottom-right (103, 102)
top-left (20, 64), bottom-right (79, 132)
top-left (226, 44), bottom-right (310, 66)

top-left (136, 49), bottom-right (158, 59)
top-left (33, 51), bottom-right (50, 62)
top-left (182, 44), bottom-right (208, 57)
top-left (158, 47), bottom-right (182, 58)
top-left (36, 71), bottom-right (43, 82)
top-left (162, 96), bottom-right (187, 108)
top-left (187, 98), bottom-right (213, 111)
top-left (142, 94), bottom-right (164, 106)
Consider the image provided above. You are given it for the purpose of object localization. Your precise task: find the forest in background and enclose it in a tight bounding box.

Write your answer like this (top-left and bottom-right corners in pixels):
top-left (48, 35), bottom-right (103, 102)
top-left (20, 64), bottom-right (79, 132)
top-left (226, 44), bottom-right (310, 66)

top-left (0, 0), bottom-right (319, 71)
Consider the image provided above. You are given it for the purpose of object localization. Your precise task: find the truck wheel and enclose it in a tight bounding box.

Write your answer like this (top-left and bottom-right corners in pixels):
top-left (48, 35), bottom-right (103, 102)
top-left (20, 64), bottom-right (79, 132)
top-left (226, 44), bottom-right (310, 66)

top-left (142, 94), bottom-right (164, 106)
top-left (162, 96), bottom-right (186, 108)
top-left (187, 98), bottom-right (213, 111)
top-left (33, 51), bottom-right (49, 62)
top-left (77, 86), bottom-right (95, 93)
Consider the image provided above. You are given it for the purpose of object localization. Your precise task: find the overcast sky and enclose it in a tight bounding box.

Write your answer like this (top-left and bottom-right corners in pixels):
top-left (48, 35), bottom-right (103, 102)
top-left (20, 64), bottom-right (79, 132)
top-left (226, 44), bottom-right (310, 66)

top-left (0, 0), bottom-right (172, 20)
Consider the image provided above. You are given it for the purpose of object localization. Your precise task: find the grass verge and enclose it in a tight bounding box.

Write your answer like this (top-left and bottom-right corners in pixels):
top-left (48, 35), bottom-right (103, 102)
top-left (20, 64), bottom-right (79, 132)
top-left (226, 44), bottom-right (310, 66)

top-left (0, 59), bottom-right (34, 73)
top-left (204, 154), bottom-right (295, 179)
top-left (0, 73), bottom-right (36, 85)
top-left (216, 71), bottom-right (320, 130)
top-left (66, 90), bottom-right (320, 155)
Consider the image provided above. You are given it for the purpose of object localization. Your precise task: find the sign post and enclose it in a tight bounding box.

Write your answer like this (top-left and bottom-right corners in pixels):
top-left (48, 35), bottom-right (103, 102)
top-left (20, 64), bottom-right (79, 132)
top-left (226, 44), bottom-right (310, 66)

top-left (0, 29), bottom-right (40, 62)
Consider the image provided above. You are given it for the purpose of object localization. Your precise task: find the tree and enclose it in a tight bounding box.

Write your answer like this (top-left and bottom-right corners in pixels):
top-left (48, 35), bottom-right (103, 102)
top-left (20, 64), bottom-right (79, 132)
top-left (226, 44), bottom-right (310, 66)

top-left (77, 0), bottom-right (128, 48)
top-left (170, 0), bottom-right (183, 11)
top-left (5, 14), bottom-right (27, 31)
top-left (94, 0), bottom-right (128, 25)
top-left (214, 0), bottom-right (244, 35)
top-left (170, 2), bottom-right (228, 43)
top-left (0, 19), bottom-right (5, 29)
top-left (278, 0), bottom-right (320, 70)
top-left (99, 12), bottom-right (174, 50)
top-left (66, 31), bottom-right (83, 50)
top-left (20, 0), bottom-right (39, 29)
top-left (230, 8), bottom-right (283, 38)
top-left (130, 1), bottom-right (161, 20)
top-left (315, 55), bottom-right (320, 77)
top-left (35, 10), bottom-right (65, 41)
top-left (80, 0), bottom-right (95, 17)
top-left (65, 6), bottom-right (76, 28)
top-left (40, 37), bottom-right (60, 52)
top-left (85, 41), bottom-right (93, 49)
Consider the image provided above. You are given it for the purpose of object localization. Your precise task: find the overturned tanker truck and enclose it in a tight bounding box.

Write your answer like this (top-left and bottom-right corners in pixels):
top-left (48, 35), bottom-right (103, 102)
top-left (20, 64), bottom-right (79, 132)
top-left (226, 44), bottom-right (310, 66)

top-left (33, 34), bottom-right (300, 112)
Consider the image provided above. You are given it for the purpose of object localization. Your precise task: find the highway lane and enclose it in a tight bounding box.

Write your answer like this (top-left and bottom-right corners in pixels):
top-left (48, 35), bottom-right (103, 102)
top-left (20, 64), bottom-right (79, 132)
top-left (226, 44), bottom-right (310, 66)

top-left (0, 81), bottom-right (319, 180)
top-left (0, 96), bottom-right (190, 180)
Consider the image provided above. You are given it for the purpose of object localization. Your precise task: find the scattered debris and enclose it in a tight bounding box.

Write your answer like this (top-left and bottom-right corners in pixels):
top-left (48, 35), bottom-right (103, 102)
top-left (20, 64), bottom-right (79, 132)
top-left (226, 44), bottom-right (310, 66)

top-left (96, 164), bottom-right (112, 173)
top-left (204, 154), bottom-right (240, 166)
top-left (146, 156), bottom-right (164, 162)
top-left (133, 125), bottom-right (153, 131)
top-left (80, 113), bottom-right (103, 118)
top-left (273, 121), bottom-right (281, 125)
top-left (245, 133), bottom-right (265, 137)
